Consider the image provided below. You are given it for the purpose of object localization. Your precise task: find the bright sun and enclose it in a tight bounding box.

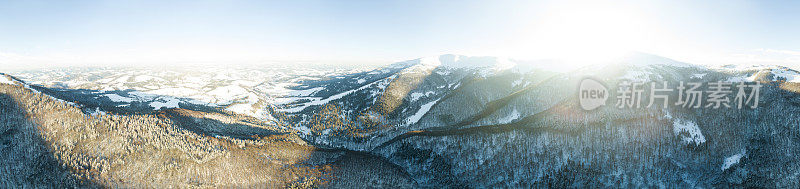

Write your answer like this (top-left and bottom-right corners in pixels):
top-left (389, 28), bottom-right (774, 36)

top-left (513, 1), bottom-right (656, 65)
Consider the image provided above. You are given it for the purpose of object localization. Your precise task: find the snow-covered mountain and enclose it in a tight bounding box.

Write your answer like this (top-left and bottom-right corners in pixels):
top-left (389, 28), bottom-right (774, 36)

top-left (267, 53), bottom-right (800, 187)
top-left (3, 53), bottom-right (800, 187)
top-left (9, 65), bottom-right (375, 120)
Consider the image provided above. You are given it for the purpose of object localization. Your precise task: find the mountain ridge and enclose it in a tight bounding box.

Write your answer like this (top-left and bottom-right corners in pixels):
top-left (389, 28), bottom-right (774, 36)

top-left (2, 53), bottom-right (800, 187)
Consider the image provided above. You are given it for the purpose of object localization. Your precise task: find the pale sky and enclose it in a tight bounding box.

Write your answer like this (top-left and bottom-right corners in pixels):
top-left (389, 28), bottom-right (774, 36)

top-left (2, 0), bottom-right (800, 70)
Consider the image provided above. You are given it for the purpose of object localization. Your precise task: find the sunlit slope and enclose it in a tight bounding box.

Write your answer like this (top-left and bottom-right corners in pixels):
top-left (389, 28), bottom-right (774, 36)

top-left (0, 74), bottom-right (414, 188)
top-left (276, 54), bottom-right (800, 187)
top-left (4, 53), bottom-right (800, 187)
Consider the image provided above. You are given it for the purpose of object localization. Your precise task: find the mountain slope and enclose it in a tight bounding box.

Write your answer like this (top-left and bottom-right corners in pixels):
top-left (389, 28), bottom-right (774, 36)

top-left (3, 53), bottom-right (800, 187)
top-left (271, 54), bottom-right (800, 187)
top-left (0, 73), bottom-right (415, 188)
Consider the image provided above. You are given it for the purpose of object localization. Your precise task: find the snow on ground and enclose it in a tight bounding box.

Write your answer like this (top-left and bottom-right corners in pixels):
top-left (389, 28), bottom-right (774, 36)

top-left (224, 93), bottom-right (263, 117)
top-left (280, 77), bottom-right (391, 113)
top-left (22, 83), bottom-right (40, 94)
top-left (406, 98), bottom-right (440, 125)
top-left (409, 92), bottom-right (424, 102)
top-left (128, 91), bottom-right (158, 101)
top-left (207, 85), bottom-right (249, 99)
top-left (692, 73), bottom-right (707, 79)
top-left (767, 68), bottom-right (800, 82)
top-left (6, 64), bottom-right (389, 119)
top-left (146, 87), bottom-right (200, 97)
top-left (150, 97), bottom-right (181, 110)
top-left (262, 83), bottom-right (295, 97)
top-left (498, 109), bottom-right (520, 124)
top-left (289, 87), bottom-right (325, 96)
top-left (272, 97), bottom-right (321, 104)
top-left (113, 76), bottom-right (130, 83)
top-left (0, 75), bottom-right (16, 85)
top-left (1, 74), bottom-right (82, 108)
top-left (376, 75), bottom-right (396, 90)
top-left (90, 107), bottom-right (107, 117)
top-left (183, 76), bottom-right (205, 84)
top-left (103, 94), bottom-right (135, 103)
top-left (511, 78), bottom-right (524, 87)
top-left (231, 80), bottom-right (259, 87)
top-left (672, 119), bottom-right (706, 145)
top-left (722, 151), bottom-right (745, 170)
top-left (722, 65), bottom-right (800, 83)
top-left (409, 91), bottom-right (435, 102)
top-left (134, 75), bottom-right (165, 82)
top-left (213, 73), bottom-right (231, 80)
top-left (227, 103), bottom-right (258, 116)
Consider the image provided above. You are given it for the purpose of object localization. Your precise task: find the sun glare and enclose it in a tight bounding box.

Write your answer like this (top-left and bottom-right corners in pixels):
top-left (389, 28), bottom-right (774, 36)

top-left (515, 2), bottom-right (655, 66)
